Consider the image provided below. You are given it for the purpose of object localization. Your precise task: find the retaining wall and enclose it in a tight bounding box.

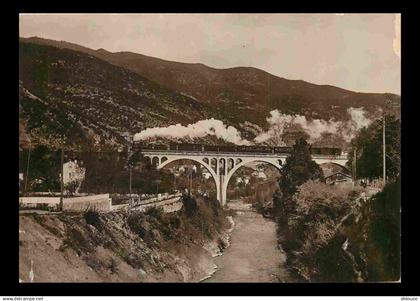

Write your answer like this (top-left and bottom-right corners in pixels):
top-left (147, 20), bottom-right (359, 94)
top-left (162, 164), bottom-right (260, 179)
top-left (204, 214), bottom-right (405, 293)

top-left (63, 194), bottom-right (111, 212)
top-left (133, 196), bottom-right (183, 213)
top-left (19, 197), bottom-right (61, 209)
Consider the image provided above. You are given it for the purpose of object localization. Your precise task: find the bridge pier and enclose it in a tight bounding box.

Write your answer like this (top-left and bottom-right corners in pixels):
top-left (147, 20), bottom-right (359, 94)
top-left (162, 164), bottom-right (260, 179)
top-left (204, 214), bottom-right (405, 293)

top-left (218, 174), bottom-right (227, 206)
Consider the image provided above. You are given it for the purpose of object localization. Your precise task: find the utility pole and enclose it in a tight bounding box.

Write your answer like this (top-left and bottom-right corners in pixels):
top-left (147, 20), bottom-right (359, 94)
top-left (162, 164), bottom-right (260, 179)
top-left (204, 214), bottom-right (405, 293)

top-left (129, 164), bottom-right (132, 195)
top-left (156, 169), bottom-right (160, 199)
top-left (24, 144), bottom-right (31, 196)
top-left (125, 133), bottom-right (133, 196)
top-left (267, 74), bottom-right (272, 108)
top-left (60, 148), bottom-right (64, 210)
top-left (353, 148), bottom-right (357, 183)
top-left (383, 113), bottom-right (386, 185)
top-left (189, 168), bottom-right (193, 196)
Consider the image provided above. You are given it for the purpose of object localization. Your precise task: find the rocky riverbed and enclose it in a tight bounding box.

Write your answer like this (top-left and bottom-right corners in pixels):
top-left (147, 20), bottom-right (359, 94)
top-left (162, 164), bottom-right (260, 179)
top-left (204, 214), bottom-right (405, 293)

top-left (204, 199), bottom-right (290, 282)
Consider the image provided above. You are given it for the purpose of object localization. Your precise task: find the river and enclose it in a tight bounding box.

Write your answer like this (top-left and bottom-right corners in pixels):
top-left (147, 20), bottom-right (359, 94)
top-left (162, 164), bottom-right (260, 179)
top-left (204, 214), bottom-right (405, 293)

top-left (204, 199), bottom-right (290, 282)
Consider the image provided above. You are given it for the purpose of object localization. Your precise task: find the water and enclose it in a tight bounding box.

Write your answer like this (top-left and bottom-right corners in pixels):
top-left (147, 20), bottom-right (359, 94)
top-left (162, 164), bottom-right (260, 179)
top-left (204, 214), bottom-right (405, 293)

top-left (204, 199), bottom-right (289, 282)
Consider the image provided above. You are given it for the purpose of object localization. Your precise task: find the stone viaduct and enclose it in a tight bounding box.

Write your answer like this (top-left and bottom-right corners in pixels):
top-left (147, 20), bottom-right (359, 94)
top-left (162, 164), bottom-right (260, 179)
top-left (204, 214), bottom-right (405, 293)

top-left (141, 149), bottom-right (348, 206)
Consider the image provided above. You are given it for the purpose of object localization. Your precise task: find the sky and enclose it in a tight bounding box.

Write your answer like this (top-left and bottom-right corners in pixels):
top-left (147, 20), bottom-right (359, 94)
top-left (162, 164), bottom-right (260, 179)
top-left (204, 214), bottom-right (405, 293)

top-left (19, 13), bottom-right (401, 95)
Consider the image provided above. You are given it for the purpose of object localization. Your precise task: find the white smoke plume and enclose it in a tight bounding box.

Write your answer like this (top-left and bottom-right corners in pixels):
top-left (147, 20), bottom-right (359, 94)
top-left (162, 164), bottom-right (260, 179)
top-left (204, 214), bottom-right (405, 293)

top-left (134, 118), bottom-right (251, 145)
top-left (254, 110), bottom-right (341, 144)
top-left (134, 108), bottom-right (373, 146)
top-left (254, 107), bottom-right (373, 145)
top-left (341, 107), bottom-right (373, 141)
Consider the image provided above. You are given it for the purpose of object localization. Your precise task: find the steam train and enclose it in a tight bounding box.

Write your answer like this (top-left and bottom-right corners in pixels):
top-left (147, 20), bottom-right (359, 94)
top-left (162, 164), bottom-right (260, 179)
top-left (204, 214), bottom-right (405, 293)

top-left (134, 142), bottom-right (342, 156)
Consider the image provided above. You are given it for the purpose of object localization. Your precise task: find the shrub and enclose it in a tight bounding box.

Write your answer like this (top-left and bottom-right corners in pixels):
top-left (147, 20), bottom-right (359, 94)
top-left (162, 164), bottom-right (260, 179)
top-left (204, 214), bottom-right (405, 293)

top-left (85, 255), bottom-right (102, 272)
top-left (127, 211), bottom-right (154, 243)
top-left (127, 211), bottom-right (145, 234)
top-left (107, 258), bottom-right (118, 274)
top-left (84, 209), bottom-right (102, 230)
top-left (294, 181), bottom-right (357, 216)
top-left (63, 227), bottom-right (93, 255)
top-left (145, 206), bottom-right (164, 220)
top-left (182, 195), bottom-right (198, 217)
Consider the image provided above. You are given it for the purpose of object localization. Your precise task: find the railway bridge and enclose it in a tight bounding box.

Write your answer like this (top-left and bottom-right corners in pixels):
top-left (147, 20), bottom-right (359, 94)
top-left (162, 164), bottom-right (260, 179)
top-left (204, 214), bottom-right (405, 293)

top-left (141, 149), bottom-right (348, 206)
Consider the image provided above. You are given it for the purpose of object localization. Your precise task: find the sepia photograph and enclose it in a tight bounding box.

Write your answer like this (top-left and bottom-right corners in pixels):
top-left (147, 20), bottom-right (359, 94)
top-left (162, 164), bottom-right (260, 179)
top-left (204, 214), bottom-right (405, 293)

top-left (17, 13), bottom-right (401, 286)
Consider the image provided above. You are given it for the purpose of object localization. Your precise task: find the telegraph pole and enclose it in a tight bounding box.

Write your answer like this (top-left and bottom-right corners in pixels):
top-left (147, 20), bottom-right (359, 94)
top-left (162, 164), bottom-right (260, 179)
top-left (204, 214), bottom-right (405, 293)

top-left (128, 147), bottom-right (132, 196)
top-left (60, 148), bottom-right (64, 197)
top-left (125, 133), bottom-right (133, 196)
top-left (353, 148), bottom-right (357, 183)
top-left (60, 147), bottom-right (64, 210)
top-left (156, 169), bottom-right (160, 199)
top-left (189, 168), bottom-right (193, 196)
top-left (24, 144), bottom-right (31, 196)
top-left (383, 113), bottom-right (386, 184)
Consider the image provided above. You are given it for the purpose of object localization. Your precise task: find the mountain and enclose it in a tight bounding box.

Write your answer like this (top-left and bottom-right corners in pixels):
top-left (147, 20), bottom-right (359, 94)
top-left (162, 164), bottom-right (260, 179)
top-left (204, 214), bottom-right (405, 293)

top-left (19, 41), bottom-right (220, 150)
top-left (19, 37), bottom-right (400, 150)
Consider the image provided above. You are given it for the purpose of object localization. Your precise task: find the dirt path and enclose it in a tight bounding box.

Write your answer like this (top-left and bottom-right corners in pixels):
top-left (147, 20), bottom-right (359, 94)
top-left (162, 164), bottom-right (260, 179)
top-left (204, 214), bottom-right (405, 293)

top-left (204, 199), bottom-right (289, 282)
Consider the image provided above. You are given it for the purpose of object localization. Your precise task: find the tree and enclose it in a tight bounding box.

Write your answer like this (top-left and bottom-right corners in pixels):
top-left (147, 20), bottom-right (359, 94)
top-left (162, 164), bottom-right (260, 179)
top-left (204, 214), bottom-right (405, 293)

top-left (21, 145), bottom-right (61, 192)
top-left (273, 138), bottom-right (324, 216)
top-left (64, 179), bottom-right (82, 196)
top-left (347, 114), bottom-right (400, 181)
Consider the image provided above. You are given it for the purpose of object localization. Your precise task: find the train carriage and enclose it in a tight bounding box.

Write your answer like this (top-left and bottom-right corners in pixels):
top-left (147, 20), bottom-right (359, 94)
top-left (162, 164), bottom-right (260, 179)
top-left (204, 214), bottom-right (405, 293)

top-left (136, 142), bottom-right (342, 156)
top-left (217, 145), bottom-right (237, 152)
top-left (310, 146), bottom-right (342, 156)
top-left (237, 145), bottom-right (273, 153)
top-left (202, 145), bottom-right (219, 152)
top-left (273, 146), bottom-right (293, 154)
top-left (171, 143), bottom-right (203, 152)
top-left (133, 142), bottom-right (168, 151)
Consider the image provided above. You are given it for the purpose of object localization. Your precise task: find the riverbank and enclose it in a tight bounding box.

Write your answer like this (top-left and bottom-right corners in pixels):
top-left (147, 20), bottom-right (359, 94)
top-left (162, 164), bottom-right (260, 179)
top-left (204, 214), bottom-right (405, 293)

top-left (275, 180), bottom-right (400, 282)
top-left (204, 199), bottom-right (290, 282)
top-left (19, 195), bottom-right (230, 282)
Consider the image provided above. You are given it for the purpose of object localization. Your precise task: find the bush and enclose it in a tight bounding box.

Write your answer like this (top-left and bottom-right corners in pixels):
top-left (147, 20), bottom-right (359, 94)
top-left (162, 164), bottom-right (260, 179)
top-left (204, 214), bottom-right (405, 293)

top-left (127, 211), bottom-right (154, 243)
top-left (63, 227), bottom-right (94, 255)
top-left (145, 206), bottom-right (164, 220)
top-left (127, 211), bottom-right (146, 234)
top-left (182, 195), bottom-right (198, 217)
top-left (107, 258), bottom-right (118, 274)
top-left (84, 209), bottom-right (102, 230)
top-left (294, 181), bottom-right (358, 216)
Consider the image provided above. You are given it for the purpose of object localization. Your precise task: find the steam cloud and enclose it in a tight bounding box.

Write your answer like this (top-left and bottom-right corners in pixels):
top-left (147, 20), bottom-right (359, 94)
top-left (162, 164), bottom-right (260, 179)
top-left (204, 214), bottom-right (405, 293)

top-left (133, 118), bottom-right (251, 145)
top-left (255, 107), bottom-right (373, 144)
top-left (134, 107), bottom-right (373, 146)
top-left (254, 111), bottom-right (341, 144)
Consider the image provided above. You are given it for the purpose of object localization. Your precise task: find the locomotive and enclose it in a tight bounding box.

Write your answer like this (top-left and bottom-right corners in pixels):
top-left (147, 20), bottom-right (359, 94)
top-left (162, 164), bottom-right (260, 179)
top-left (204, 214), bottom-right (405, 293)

top-left (134, 141), bottom-right (342, 156)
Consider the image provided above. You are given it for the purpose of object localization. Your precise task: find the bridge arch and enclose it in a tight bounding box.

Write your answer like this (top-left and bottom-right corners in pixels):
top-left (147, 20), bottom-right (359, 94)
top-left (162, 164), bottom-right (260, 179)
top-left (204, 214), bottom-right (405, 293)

top-left (157, 157), bottom-right (220, 199)
top-left (152, 156), bottom-right (160, 167)
top-left (222, 158), bottom-right (283, 204)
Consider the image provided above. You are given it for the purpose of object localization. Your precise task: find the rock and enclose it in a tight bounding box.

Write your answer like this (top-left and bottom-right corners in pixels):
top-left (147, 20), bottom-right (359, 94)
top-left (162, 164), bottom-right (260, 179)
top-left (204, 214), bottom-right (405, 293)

top-left (342, 238), bottom-right (349, 251)
top-left (139, 268), bottom-right (147, 276)
top-left (151, 229), bottom-right (163, 244)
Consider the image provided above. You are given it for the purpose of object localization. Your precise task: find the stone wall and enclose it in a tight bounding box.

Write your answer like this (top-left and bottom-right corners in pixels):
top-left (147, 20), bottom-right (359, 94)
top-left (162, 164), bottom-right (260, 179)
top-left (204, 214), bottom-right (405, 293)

top-left (133, 196), bottom-right (183, 213)
top-left (63, 194), bottom-right (111, 212)
top-left (19, 197), bottom-right (60, 209)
